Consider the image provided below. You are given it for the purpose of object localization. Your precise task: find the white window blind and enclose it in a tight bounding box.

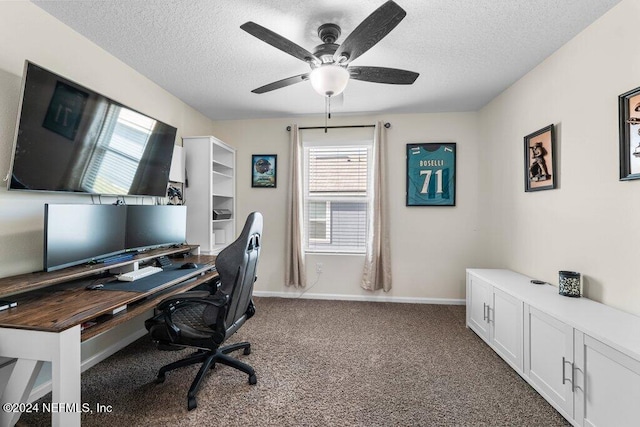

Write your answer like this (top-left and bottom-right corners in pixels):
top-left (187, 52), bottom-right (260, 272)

top-left (82, 106), bottom-right (155, 194)
top-left (304, 144), bottom-right (371, 253)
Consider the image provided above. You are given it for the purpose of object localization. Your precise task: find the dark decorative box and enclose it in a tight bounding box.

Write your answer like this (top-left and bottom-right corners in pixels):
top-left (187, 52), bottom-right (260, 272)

top-left (559, 271), bottom-right (581, 297)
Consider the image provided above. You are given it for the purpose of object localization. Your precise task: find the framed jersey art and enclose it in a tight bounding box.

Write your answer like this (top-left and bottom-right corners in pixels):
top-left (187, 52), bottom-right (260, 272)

top-left (406, 143), bottom-right (456, 206)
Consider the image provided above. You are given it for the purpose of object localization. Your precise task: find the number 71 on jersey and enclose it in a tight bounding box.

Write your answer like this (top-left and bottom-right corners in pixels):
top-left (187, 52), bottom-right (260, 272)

top-left (406, 143), bottom-right (456, 206)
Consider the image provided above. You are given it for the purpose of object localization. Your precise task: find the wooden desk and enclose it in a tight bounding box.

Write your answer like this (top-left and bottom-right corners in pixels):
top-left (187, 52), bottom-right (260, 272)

top-left (0, 246), bottom-right (217, 427)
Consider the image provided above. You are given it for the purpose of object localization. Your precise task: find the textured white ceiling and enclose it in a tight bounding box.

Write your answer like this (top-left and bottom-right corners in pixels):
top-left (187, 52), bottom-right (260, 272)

top-left (32, 0), bottom-right (621, 120)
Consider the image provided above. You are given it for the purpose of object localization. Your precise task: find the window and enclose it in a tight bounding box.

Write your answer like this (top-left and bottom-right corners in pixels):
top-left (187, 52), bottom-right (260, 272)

top-left (303, 143), bottom-right (371, 253)
top-left (82, 105), bottom-right (156, 194)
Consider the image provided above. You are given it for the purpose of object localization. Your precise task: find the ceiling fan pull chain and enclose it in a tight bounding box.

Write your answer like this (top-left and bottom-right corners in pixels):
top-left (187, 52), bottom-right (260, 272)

top-left (325, 97), bottom-right (328, 133)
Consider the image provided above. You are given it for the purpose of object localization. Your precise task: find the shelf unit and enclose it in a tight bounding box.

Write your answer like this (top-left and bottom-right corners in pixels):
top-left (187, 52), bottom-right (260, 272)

top-left (183, 136), bottom-right (236, 254)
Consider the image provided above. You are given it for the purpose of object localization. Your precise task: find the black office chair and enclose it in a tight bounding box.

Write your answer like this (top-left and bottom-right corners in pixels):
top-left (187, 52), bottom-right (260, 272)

top-left (145, 212), bottom-right (263, 410)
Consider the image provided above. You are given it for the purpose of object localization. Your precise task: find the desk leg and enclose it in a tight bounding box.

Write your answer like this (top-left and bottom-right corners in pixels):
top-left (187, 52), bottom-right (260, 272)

top-left (51, 326), bottom-right (81, 427)
top-left (0, 359), bottom-right (43, 427)
top-left (0, 326), bottom-right (81, 427)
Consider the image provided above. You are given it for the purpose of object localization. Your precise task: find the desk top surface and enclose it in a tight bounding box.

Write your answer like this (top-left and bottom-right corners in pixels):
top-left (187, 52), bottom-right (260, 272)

top-left (0, 254), bottom-right (217, 336)
top-left (0, 244), bottom-right (200, 299)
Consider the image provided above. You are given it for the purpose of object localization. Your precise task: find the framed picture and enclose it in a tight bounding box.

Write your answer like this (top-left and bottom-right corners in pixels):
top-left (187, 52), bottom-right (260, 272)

top-left (406, 143), bottom-right (456, 206)
top-left (524, 124), bottom-right (556, 192)
top-left (42, 81), bottom-right (88, 140)
top-left (251, 154), bottom-right (277, 188)
top-left (619, 86), bottom-right (640, 180)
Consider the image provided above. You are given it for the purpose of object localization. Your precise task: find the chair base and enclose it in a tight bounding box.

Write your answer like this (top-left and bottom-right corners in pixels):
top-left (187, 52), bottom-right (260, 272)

top-left (155, 341), bottom-right (256, 410)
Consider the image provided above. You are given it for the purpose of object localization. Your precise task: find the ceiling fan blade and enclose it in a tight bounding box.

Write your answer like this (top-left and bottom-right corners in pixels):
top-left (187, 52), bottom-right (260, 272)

top-left (348, 66), bottom-right (419, 84)
top-left (251, 73), bottom-right (310, 94)
top-left (241, 21), bottom-right (319, 64)
top-left (333, 1), bottom-right (406, 64)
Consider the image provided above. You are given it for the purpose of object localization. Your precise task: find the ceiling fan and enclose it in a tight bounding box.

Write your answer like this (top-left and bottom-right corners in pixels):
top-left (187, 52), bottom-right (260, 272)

top-left (240, 0), bottom-right (419, 99)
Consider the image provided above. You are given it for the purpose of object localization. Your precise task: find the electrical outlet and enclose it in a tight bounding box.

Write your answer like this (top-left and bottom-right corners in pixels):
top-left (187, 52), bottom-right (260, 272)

top-left (316, 262), bottom-right (323, 274)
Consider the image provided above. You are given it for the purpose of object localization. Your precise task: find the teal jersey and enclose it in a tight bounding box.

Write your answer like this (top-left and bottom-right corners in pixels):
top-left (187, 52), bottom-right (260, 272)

top-left (406, 143), bottom-right (456, 206)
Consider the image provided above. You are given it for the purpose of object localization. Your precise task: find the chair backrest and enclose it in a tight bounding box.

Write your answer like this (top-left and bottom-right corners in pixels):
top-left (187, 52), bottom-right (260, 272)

top-left (214, 212), bottom-right (263, 334)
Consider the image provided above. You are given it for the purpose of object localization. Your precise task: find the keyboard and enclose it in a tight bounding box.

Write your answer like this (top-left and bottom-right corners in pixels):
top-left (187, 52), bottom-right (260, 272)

top-left (117, 266), bottom-right (163, 282)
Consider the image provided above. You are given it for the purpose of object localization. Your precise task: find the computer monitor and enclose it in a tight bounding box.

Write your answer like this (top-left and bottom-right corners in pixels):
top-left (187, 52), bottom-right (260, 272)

top-left (125, 205), bottom-right (187, 251)
top-left (44, 204), bottom-right (127, 272)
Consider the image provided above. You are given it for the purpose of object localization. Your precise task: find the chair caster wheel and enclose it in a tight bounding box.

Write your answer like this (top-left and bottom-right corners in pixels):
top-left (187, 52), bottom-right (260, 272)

top-left (155, 375), bottom-right (165, 384)
top-left (248, 374), bottom-right (257, 385)
top-left (187, 396), bottom-right (197, 411)
top-left (243, 347), bottom-right (251, 355)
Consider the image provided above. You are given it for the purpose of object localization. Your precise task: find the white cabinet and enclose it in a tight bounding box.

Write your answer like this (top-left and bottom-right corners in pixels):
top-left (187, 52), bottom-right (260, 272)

top-left (466, 274), bottom-right (523, 372)
top-left (574, 333), bottom-right (640, 427)
top-left (467, 273), bottom-right (492, 342)
top-left (492, 288), bottom-right (523, 371)
top-left (183, 136), bottom-right (236, 254)
top-left (467, 269), bottom-right (640, 427)
top-left (524, 306), bottom-right (574, 419)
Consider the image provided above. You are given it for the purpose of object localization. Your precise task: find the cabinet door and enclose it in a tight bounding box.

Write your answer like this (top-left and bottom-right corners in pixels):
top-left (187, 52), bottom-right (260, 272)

top-left (574, 333), bottom-right (640, 427)
top-left (467, 274), bottom-right (492, 343)
top-left (524, 306), bottom-right (574, 419)
top-left (491, 288), bottom-right (523, 372)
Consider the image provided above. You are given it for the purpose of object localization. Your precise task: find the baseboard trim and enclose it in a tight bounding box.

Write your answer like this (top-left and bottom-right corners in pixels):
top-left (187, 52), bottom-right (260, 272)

top-left (81, 328), bottom-right (148, 371)
top-left (28, 379), bottom-right (52, 404)
top-left (27, 327), bottom-right (148, 403)
top-left (253, 291), bottom-right (465, 305)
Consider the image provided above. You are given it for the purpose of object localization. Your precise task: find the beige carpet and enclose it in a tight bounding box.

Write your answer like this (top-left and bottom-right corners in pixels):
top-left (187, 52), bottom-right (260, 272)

top-left (19, 297), bottom-right (569, 426)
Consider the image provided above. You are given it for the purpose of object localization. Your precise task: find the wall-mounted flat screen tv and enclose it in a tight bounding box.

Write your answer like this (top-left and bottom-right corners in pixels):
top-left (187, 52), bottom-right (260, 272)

top-left (8, 61), bottom-right (177, 197)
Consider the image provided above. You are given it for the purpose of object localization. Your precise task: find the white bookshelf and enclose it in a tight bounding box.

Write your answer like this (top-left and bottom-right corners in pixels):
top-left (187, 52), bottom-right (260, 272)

top-left (183, 136), bottom-right (236, 254)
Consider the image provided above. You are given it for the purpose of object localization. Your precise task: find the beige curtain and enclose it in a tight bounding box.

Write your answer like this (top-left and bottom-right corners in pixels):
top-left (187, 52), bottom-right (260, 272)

top-left (362, 122), bottom-right (392, 291)
top-left (285, 125), bottom-right (307, 287)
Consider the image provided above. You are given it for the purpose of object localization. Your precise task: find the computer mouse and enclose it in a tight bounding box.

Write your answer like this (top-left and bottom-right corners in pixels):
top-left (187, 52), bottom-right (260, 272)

top-left (180, 262), bottom-right (198, 269)
top-left (86, 283), bottom-right (104, 290)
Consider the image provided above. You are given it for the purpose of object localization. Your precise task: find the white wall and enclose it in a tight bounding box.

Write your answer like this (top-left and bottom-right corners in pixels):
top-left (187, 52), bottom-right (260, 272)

top-left (479, 0), bottom-right (640, 316)
top-left (0, 2), bottom-right (216, 278)
top-left (3, 0), bottom-right (637, 316)
top-left (212, 111), bottom-right (487, 302)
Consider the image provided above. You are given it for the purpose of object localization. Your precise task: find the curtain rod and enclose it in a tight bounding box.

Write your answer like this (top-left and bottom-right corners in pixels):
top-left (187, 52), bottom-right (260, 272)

top-left (286, 123), bottom-right (391, 131)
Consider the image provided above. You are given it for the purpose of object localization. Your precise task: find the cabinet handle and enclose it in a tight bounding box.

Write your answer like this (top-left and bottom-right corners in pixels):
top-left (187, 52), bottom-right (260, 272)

top-left (486, 305), bottom-right (492, 323)
top-left (562, 357), bottom-right (573, 387)
top-left (483, 303), bottom-right (488, 322)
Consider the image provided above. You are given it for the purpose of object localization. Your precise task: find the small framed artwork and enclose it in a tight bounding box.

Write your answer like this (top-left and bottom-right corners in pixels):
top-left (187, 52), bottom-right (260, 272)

top-left (406, 143), bottom-right (456, 206)
top-left (251, 154), bottom-right (277, 188)
top-left (618, 86), bottom-right (640, 180)
top-left (42, 81), bottom-right (88, 140)
top-left (524, 124), bottom-right (556, 192)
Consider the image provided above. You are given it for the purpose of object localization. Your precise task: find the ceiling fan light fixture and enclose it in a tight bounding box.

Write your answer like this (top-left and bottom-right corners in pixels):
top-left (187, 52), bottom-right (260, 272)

top-left (309, 64), bottom-right (349, 97)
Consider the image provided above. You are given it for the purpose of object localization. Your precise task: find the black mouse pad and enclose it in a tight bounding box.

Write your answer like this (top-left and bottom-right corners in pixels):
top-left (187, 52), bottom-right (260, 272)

top-left (101, 264), bottom-right (206, 293)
